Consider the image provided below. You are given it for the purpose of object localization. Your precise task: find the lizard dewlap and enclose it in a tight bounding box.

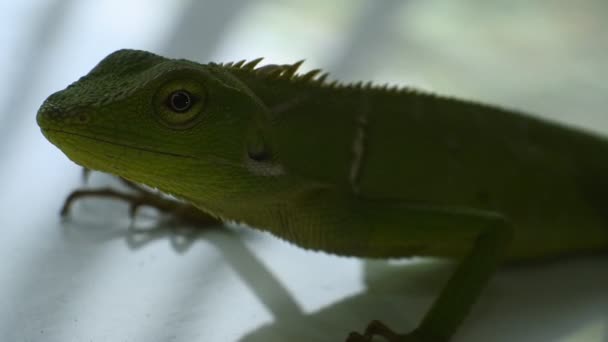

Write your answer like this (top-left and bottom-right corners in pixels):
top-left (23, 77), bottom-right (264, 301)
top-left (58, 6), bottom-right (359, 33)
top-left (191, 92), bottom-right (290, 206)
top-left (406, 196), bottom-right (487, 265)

top-left (38, 49), bottom-right (608, 341)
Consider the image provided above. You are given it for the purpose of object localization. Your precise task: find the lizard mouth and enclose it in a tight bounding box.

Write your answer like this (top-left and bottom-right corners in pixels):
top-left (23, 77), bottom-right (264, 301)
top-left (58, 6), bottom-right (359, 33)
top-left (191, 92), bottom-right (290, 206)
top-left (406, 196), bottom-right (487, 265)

top-left (37, 102), bottom-right (195, 159)
top-left (41, 128), bottom-right (199, 160)
top-left (41, 128), bottom-right (246, 171)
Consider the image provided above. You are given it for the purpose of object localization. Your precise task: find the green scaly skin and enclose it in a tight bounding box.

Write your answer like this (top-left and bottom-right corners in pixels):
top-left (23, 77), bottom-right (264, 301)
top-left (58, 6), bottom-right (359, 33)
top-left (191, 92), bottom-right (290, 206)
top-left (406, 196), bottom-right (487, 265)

top-left (37, 49), bottom-right (608, 341)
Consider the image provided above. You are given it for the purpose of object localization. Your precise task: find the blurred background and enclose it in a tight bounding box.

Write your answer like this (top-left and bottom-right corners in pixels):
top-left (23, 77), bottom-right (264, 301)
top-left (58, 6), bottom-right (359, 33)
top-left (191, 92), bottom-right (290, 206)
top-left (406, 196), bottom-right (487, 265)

top-left (1, 1), bottom-right (607, 341)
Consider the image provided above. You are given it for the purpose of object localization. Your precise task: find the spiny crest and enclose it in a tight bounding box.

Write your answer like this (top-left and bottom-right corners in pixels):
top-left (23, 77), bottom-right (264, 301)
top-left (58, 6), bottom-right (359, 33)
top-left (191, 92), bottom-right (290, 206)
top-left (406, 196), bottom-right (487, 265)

top-left (217, 58), bottom-right (419, 96)
top-left (219, 58), bottom-right (330, 86)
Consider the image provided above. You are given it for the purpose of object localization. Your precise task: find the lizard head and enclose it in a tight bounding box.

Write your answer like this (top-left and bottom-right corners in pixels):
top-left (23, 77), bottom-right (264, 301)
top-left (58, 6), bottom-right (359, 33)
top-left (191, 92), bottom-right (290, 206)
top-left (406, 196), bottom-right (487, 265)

top-left (37, 49), bottom-right (277, 211)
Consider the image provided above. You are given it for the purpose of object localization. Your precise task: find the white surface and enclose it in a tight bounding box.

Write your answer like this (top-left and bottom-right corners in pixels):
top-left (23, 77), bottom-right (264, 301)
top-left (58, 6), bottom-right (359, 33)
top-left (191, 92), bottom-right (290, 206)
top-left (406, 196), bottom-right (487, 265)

top-left (1, 1), bottom-right (607, 341)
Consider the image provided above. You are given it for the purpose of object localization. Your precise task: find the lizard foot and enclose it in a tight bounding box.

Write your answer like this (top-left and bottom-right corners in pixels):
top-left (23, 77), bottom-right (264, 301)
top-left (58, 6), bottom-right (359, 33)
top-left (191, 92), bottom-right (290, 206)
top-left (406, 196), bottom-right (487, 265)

top-left (347, 320), bottom-right (439, 342)
top-left (61, 173), bottom-right (221, 227)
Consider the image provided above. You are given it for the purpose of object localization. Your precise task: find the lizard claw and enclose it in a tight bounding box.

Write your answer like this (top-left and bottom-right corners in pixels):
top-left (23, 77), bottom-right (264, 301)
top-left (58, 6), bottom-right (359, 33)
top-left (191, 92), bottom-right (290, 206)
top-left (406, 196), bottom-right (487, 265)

top-left (345, 331), bottom-right (371, 342)
top-left (347, 320), bottom-right (435, 342)
top-left (60, 174), bottom-right (221, 228)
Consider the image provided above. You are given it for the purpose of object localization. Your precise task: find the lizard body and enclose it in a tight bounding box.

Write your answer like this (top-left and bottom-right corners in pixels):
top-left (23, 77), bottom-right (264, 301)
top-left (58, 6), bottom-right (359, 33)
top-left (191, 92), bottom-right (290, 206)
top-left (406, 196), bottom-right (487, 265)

top-left (37, 49), bottom-right (608, 341)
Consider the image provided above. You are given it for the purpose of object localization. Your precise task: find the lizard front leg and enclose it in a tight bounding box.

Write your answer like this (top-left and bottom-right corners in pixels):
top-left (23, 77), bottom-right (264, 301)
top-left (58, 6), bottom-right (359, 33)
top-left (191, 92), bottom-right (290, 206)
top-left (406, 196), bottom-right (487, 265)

top-left (61, 170), bottom-right (221, 227)
top-left (343, 204), bottom-right (512, 342)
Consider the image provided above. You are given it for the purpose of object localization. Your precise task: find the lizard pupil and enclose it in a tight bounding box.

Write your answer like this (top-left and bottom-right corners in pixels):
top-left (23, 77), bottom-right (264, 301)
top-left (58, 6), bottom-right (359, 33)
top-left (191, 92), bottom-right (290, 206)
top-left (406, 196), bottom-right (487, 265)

top-left (168, 90), bottom-right (192, 112)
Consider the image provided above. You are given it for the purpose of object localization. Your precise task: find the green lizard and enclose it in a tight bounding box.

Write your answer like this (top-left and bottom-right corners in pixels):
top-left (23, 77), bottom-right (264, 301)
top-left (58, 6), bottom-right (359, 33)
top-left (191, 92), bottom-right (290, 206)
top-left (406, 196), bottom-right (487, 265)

top-left (37, 49), bottom-right (608, 342)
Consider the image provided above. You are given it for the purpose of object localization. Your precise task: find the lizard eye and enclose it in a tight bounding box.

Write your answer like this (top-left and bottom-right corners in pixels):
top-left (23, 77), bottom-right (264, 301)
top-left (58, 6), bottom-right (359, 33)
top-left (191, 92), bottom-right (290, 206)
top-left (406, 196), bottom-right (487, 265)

top-left (168, 90), bottom-right (193, 112)
top-left (154, 79), bottom-right (206, 129)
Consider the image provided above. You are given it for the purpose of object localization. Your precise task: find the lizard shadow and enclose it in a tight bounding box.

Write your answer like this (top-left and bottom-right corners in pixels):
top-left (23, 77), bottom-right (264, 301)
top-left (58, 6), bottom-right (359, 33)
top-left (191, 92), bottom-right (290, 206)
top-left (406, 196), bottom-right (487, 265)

top-left (64, 213), bottom-right (608, 342)
top-left (239, 256), bottom-right (608, 342)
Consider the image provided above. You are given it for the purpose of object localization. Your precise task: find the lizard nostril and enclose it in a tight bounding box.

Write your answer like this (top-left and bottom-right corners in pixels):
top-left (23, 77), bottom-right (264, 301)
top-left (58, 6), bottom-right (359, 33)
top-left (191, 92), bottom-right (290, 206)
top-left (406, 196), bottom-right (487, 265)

top-left (77, 113), bottom-right (89, 123)
top-left (36, 101), bottom-right (62, 127)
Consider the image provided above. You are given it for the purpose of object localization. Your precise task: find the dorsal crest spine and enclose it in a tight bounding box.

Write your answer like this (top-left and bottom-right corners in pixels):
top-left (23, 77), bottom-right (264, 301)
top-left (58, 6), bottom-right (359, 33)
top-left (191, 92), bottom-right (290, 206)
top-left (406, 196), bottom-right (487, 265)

top-left (218, 58), bottom-right (428, 97)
